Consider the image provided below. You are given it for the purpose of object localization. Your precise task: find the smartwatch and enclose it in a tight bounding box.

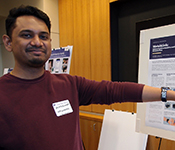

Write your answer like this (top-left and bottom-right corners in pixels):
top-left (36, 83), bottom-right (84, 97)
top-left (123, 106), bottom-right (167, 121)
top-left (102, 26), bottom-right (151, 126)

top-left (161, 87), bottom-right (170, 102)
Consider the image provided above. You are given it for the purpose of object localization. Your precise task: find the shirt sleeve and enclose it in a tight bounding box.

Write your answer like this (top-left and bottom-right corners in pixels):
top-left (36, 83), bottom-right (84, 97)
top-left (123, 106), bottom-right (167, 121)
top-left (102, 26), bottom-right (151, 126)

top-left (75, 76), bottom-right (144, 106)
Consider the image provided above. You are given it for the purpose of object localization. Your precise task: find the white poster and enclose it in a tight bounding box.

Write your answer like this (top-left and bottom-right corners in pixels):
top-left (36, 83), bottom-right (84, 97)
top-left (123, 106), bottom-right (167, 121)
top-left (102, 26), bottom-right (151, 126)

top-left (146, 35), bottom-right (175, 131)
top-left (45, 46), bottom-right (73, 74)
top-left (3, 68), bottom-right (13, 75)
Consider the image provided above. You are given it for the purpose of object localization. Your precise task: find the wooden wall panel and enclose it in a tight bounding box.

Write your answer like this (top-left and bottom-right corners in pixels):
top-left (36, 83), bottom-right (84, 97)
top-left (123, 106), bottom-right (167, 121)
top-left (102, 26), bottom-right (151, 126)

top-left (72, 0), bottom-right (91, 78)
top-left (146, 135), bottom-right (175, 150)
top-left (111, 103), bottom-right (135, 113)
top-left (160, 138), bottom-right (175, 150)
top-left (80, 116), bottom-right (103, 150)
top-left (58, 0), bottom-right (75, 74)
top-left (109, 0), bottom-right (118, 3)
top-left (58, 0), bottom-right (74, 46)
top-left (72, 0), bottom-right (92, 111)
top-left (59, 0), bottom-right (91, 78)
top-left (89, 0), bottom-right (111, 113)
top-left (58, 0), bottom-right (135, 113)
top-left (59, 0), bottom-right (92, 112)
top-left (89, 0), bottom-right (111, 81)
top-left (79, 105), bottom-right (92, 112)
top-left (91, 104), bottom-right (110, 114)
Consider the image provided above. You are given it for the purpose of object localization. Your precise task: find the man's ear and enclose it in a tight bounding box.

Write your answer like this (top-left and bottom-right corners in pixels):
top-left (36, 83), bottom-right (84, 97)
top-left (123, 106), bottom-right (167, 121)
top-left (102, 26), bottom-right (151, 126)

top-left (2, 34), bottom-right (12, 52)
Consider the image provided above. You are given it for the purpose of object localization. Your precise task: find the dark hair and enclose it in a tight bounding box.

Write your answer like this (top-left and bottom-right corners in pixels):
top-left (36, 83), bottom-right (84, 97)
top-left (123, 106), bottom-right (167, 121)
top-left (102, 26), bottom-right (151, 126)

top-left (5, 5), bottom-right (51, 38)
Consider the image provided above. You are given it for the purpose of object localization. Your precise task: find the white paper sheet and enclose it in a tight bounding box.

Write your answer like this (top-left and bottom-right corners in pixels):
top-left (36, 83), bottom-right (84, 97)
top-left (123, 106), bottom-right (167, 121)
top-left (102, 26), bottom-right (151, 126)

top-left (98, 109), bottom-right (148, 150)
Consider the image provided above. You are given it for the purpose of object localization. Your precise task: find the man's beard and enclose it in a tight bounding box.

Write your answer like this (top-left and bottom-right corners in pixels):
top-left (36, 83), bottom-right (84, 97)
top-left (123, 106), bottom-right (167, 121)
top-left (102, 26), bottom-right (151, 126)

top-left (26, 46), bottom-right (49, 67)
top-left (28, 58), bottom-right (46, 67)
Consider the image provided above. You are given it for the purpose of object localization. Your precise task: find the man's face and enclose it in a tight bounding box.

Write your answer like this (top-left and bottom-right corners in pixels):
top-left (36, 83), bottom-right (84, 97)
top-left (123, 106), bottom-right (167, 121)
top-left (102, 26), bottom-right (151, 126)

top-left (10, 15), bottom-right (51, 68)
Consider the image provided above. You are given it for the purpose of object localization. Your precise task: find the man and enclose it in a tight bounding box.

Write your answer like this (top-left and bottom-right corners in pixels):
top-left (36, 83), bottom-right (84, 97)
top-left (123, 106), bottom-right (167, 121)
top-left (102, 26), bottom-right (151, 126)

top-left (0, 5), bottom-right (175, 150)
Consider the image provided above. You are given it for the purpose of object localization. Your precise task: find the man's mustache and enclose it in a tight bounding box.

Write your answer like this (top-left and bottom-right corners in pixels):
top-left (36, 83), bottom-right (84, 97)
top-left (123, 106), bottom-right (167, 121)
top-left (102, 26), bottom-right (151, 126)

top-left (26, 47), bottom-right (46, 54)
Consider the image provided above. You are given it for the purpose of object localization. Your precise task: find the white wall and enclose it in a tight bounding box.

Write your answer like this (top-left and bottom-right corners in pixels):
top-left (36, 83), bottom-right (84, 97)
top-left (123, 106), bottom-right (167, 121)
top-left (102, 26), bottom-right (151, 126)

top-left (43, 0), bottom-right (60, 49)
top-left (0, 0), bottom-right (59, 76)
top-left (0, 0), bottom-right (44, 17)
top-left (0, 17), bottom-right (15, 75)
top-left (0, 18), bottom-right (5, 76)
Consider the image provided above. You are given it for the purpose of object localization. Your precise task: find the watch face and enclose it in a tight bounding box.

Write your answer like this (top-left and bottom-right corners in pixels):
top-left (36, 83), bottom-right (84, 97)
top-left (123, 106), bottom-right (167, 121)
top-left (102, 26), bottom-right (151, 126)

top-left (161, 87), bottom-right (169, 102)
top-left (162, 92), bottom-right (166, 97)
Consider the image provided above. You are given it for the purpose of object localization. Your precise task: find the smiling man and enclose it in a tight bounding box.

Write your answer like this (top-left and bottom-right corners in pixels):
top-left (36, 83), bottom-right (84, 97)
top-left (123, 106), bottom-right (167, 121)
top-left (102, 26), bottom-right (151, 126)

top-left (1, 5), bottom-right (175, 150)
top-left (3, 14), bottom-right (51, 79)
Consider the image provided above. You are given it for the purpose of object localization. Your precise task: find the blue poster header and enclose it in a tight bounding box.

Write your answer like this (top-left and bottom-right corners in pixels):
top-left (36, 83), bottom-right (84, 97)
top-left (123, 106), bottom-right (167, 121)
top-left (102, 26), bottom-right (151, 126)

top-left (50, 48), bottom-right (70, 59)
top-left (150, 35), bottom-right (175, 59)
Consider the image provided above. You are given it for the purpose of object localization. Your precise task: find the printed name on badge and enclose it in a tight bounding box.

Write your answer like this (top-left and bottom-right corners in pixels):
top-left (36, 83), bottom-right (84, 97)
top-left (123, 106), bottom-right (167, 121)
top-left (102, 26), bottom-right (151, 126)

top-left (52, 100), bottom-right (73, 117)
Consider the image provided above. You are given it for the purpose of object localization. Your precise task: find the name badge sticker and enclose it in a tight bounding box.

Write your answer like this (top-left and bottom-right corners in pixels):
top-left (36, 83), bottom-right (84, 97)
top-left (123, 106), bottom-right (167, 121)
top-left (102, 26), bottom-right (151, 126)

top-left (52, 100), bottom-right (73, 117)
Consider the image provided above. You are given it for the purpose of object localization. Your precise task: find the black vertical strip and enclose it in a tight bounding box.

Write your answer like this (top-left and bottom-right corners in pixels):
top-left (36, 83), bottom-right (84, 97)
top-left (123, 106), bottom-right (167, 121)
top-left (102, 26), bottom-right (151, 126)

top-left (110, 2), bottom-right (119, 81)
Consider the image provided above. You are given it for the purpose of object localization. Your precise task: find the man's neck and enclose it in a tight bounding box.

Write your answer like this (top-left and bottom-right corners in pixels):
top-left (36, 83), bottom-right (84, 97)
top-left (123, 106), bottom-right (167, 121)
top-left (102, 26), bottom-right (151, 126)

top-left (10, 66), bottom-right (45, 80)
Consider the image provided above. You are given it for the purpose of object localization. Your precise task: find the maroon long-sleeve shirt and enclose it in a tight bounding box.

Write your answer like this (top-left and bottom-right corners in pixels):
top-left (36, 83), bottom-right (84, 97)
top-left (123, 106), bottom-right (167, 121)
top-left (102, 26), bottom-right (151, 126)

top-left (0, 71), bottom-right (144, 150)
